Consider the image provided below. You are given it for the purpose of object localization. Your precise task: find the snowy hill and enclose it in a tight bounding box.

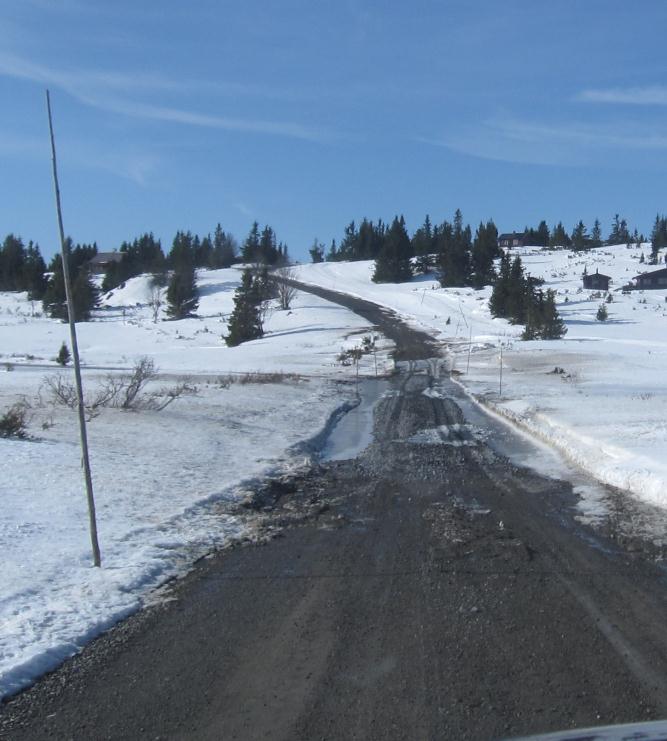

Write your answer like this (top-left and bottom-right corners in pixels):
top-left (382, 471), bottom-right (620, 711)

top-left (295, 243), bottom-right (667, 510)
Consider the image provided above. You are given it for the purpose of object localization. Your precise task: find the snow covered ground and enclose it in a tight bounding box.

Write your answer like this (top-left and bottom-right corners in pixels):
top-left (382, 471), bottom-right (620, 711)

top-left (0, 268), bottom-right (391, 699)
top-left (295, 244), bottom-right (667, 510)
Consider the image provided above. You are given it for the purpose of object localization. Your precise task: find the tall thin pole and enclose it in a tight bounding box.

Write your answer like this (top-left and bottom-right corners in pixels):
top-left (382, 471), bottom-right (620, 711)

top-left (499, 343), bottom-right (503, 397)
top-left (46, 90), bottom-right (101, 567)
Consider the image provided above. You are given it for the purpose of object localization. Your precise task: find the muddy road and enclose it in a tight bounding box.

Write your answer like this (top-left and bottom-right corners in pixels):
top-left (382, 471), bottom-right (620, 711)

top-left (2, 285), bottom-right (667, 740)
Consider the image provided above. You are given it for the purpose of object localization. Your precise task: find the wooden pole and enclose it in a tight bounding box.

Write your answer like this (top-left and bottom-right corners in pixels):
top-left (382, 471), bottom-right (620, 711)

top-left (46, 90), bottom-right (102, 568)
top-left (499, 343), bottom-right (503, 397)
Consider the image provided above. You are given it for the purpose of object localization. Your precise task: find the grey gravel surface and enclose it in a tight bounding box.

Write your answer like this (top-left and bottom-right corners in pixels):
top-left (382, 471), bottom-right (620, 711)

top-left (2, 284), bottom-right (667, 741)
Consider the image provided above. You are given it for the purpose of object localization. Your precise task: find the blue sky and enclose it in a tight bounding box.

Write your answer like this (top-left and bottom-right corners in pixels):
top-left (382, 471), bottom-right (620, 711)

top-left (3, 0), bottom-right (667, 261)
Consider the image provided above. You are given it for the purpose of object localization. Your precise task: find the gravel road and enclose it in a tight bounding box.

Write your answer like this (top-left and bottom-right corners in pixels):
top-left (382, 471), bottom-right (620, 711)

top-left (2, 283), bottom-right (667, 740)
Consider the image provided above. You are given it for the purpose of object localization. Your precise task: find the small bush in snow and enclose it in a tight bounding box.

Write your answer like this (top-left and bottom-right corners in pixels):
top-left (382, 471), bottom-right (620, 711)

top-left (0, 401), bottom-right (30, 439)
top-left (56, 342), bottom-right (71, 366)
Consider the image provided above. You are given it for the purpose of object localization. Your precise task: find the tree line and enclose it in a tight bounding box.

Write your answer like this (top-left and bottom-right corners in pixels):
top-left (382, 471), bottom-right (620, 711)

top-left (0, 220), bottom-right (287, 322)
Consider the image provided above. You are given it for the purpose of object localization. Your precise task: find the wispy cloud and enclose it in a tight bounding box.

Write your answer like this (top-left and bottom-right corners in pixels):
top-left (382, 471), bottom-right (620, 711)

top-left (577, 86), bottom-right (667, 105)
top-left (234, 202), bottom-right (254, 218)
top-left (0, 51), bottom-right (331, 142)
top-left (419, 115), bottom-right (667, 167)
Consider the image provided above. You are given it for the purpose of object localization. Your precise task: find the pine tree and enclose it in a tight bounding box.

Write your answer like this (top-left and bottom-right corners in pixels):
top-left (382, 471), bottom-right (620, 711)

top-left (22, 241), bottom-right (47, 298)
top-left (439, 209), bottom-right (472, 287)
top-left (56, 342), bottom-right (71, 366)
top-left (326, 239), bottom-right (338, 261)
top-left (242, 222), bottom-right (261, 263)
top-left (540, 290), bottom-right (567, 339)
top-left (372, 216), bottom-right (413, 283)
top-left (536, 220), bottom-right (550, 247)
top-left (609, 214), bottom-right (631, 245)
top-left (0, 234), bottom-right (25, 290)
top-left (590, 219), bottom-right (602, 248)
top-left (166, 263), bottom-right (199, 319)
top-left (309, 239), bottom-right (325, 263)
top-left (225, 269), bottom-right (264, 346)
top-left (470, 220), bottom-right (499, 288)
top-left (549, 222), bottom-right (571, 248)
top-left (211, 224), bottom-right (237, 268)
top-left (169, 231), bottom-right (195, 270)
top-left (42, 246), bottom-right (99, 321)
top-left (489, 252), bottom-right (512, 317)
top-left (571, 221), bottom-right (588, 250)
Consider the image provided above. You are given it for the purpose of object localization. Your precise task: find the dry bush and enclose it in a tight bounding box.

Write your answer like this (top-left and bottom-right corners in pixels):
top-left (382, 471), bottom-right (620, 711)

top-left (43, 357), bottom-right (197, 418)
top-left (274, 267), bottom-right (298, 310)
top-left (216, 371), bottom-right (302, 388)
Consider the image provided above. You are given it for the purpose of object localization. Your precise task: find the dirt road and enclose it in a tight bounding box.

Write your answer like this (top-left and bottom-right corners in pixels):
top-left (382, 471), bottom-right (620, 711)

top-left (2, 284), bottom-right (667, 740)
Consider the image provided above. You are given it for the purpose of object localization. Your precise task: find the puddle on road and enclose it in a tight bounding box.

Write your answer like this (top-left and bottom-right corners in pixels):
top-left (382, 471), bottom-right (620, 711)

top-left (321, 378), bottom-right (389, 462)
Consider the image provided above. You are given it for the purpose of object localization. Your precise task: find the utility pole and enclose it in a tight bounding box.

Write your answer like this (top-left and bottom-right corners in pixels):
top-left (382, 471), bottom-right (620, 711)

top-left (46, 90), bottom-right (102, 568)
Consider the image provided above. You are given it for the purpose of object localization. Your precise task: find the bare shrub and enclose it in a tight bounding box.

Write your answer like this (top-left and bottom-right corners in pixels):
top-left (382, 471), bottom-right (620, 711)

top-left (43, 357), bottom-right (196, 417)
top-left (216, 371), bottom-right (302, 388)
top-left (275, 267), bottom-right (298, 310)
top-left (0, 400), bottom-right (30, 438)
top-left (148, 286), bottom-right (163, 323)
top-left (117, 357), bottom-right (158, 409)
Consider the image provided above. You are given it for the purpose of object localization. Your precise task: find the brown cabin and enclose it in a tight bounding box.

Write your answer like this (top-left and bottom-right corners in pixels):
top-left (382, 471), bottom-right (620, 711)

top-left (634, 267), bottom-right (667, 289)
top-left (88, 252), bottom-right (124, 274)
top-left (498, 232), bottom-right (526, 249)
top-left (583, 269), bottom-right (611, 291)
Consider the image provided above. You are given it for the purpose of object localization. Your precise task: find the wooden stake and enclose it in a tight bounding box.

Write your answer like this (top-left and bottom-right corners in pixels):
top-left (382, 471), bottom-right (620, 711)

top-left (46, 90), bottom-right (102, 568)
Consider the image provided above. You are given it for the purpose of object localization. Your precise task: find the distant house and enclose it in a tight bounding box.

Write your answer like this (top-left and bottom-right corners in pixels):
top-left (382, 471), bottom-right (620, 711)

top-left (634, 267), bottom-right (667, 289)
top-left (583, 269), bottom-right (611, 291)
top-left (88, 252), bottom-right (124, 274)
top-left (498, 232), bottom-right (526, 249)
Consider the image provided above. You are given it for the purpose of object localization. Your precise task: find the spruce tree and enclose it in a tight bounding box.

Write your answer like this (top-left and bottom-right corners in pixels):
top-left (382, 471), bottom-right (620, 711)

top-left (372, 216), bottom-right (413, 283)
top-left (225, 269), bottom-right (264, 346)
top-left (309, 239), bottom-right (325, 263)
top-left (42, 247), bottom-right (99, 321)
top-left (489, 252), bottom-right (512, 317)
top-left (241, 222), bottom-right (261, 263)
top-left (590, 219), bottom-right (602, 248)
top-left (439, 209), bottom-right (472, 287)
top-left (166, 263), bottom-right (199, 319)
top-left (470, 220), bottom-right (499, 288)
top-left (571, 221), bottom-right (588, 250)
top-left (211, 224), bottom-right (237, 268)
top-left (540, 290), bottom-right (567, 339)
